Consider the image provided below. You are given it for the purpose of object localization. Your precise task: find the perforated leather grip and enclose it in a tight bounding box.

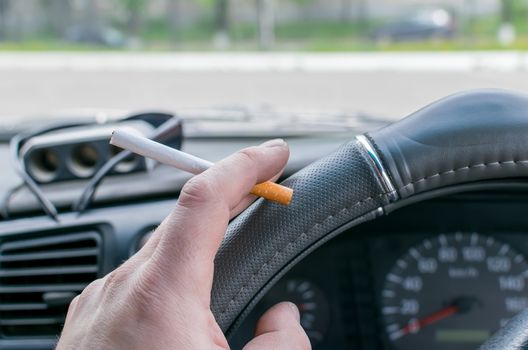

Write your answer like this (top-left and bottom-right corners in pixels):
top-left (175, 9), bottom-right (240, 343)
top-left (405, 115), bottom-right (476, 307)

top-left (479, 309), bottom-right (528, 349)
top-left (211, 141), bottom-right (392, 334)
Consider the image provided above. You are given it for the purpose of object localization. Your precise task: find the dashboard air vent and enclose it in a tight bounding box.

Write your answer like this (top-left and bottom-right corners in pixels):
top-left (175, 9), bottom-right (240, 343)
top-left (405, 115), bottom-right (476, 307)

top-left (0, 230), bottom-right (102, 339)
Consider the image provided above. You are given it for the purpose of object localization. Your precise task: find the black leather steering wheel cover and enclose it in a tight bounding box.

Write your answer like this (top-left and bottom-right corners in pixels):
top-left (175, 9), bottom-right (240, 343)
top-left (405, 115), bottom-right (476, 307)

top-left (212, 141), bottom-right (392, 334)
top-left (225, 210), bottom-right (380, 338)
top-left (368, 89), bottom-right (528, 198)
top-left (479, 309), bottom-right (528, 349)
top-left (210, 89), bottom-right (528, 348)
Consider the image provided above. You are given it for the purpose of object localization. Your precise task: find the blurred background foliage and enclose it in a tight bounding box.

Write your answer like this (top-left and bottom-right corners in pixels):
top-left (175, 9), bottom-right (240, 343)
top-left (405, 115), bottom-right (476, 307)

top-left (0, 0), bottom-right (528, 51)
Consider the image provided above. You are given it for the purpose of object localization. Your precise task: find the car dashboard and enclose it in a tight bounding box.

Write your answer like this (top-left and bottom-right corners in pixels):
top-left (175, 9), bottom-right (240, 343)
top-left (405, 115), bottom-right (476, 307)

top-left (1, 128), bottom-right (528, 350)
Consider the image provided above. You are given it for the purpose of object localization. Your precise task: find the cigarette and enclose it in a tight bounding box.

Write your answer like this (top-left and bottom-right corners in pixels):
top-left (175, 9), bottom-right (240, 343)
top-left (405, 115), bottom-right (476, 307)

top-left (110, 129), bottom-right (293, 205)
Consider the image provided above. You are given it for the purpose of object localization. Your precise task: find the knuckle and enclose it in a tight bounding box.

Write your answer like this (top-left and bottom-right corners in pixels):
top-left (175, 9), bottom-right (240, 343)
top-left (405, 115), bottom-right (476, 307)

top-left (74, 277), bottom-right (102, 305)
top-left (178, 175), bottom-right (216, 208)
top-left (68, 295), bottom-right (80, 309)
top-left (128, 264), bottom-right (167, 314)
top-left (100, 264), bottom-right (134, 294)
top-left (133, 270), bottom-right (162, 300)
top-left (75, 265), bottom-right (131, 305)
top-left (84, 277), bottom-right (103, 294)
top-left (63, 294), bottom-right (81, 322)
top-left (237, 147), bottom-right (262, 165)
top-left (101, 271), bottom-right (120, 293)
top-left (70, 294), bottom-right (80, 305)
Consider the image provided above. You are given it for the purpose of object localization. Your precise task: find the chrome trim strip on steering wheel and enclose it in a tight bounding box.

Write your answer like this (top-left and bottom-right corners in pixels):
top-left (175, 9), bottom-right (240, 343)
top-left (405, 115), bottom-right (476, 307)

top-left (356, 134), bottom-right (398, 202)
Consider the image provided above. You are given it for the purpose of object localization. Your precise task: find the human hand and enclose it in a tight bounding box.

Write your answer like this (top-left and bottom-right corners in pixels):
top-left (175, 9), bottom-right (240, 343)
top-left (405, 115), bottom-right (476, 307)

top-left (56, 139), bottom-right (310, 350)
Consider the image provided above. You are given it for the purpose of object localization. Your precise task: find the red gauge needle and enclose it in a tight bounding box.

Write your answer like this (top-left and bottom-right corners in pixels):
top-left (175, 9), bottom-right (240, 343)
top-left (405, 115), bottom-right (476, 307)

top-left (390, 296), bottom-right (478, 340)
top-left (400, 304), bottom-right (459, 336)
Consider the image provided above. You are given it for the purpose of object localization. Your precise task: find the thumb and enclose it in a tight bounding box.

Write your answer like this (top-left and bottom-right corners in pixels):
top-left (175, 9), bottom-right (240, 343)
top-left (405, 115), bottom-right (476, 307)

top-left (243, 302), bottom-right (311, 350)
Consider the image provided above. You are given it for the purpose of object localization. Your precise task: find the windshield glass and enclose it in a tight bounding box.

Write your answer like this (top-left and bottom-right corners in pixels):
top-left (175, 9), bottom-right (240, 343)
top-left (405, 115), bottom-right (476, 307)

top-left (0, 1), bottom-right (526, 123)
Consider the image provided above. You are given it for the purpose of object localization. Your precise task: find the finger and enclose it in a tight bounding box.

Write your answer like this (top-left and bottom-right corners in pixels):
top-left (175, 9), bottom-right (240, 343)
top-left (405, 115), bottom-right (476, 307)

top-left (243, 302), bottom-right (311, 350)
top-left (149, 139), bottom-right (289, 294)
top-left (229, 164), bottom-right (286, 218)
top-left (128, 140), bottom-right (288, 267)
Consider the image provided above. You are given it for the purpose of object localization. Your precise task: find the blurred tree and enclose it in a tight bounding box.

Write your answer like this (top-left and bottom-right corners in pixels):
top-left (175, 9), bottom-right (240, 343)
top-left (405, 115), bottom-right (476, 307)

top-left (340, 0), bottom-right (369, 35)
top-left (501, 0), bottom-right (513, 23)
top-left (213, 0), bottom-right (230, 48)
top-left (42, 0), bottom-right (72, 39)
top-left (0, 0), bottom-right (8, 40)
top-left (79, 0), bottom-right (103, 38)
top-left (167, 0), bottom-right (183, 44)
top-left (498, 0), bottom-right (515, 46)
top-left (512, 0), bottom-right (528, 33)
top-left (291, 0), bottom-right (312, 5)
top-left (463, 0), bottom-right (476, 47)
top-left (340, 0), bottom-right (349, 22)
top-left (257, 0), bottom-right (274, 50)
top-left (122, 0), bottom-right (146, 37)
top-left (355, 0), bottom-right (368, 30)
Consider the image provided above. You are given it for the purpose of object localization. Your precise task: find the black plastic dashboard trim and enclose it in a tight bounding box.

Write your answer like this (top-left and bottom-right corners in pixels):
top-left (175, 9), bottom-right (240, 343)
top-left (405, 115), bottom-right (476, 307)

top-left (383, 179), bottom-right (528, 214)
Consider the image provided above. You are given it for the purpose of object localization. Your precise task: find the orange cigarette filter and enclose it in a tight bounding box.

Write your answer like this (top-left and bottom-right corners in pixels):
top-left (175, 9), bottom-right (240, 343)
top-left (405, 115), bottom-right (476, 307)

top-left (250, 181), bottom-right (293, 205)
top-left (110, 129), bottom-right (293, 205)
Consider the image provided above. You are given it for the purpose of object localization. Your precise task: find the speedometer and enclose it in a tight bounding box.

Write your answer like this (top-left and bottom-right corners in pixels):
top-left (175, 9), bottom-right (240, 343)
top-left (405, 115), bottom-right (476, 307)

top-left (381, 233), bottom-right (528, 349)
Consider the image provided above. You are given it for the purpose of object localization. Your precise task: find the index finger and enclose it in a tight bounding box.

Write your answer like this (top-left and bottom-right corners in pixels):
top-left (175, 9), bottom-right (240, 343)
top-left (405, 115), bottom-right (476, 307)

top-left (147, 139), bottom-right (289, 297)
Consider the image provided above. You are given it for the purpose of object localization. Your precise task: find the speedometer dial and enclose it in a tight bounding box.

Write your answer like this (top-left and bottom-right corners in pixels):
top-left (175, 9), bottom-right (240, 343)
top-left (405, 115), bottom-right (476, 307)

top-left (381, 233), bottom-right (528, 350)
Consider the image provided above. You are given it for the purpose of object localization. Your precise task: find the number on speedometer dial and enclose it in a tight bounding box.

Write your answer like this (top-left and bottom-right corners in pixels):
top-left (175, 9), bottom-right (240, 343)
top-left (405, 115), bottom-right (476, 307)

top-left (381, 233), bottom-right (528, 350)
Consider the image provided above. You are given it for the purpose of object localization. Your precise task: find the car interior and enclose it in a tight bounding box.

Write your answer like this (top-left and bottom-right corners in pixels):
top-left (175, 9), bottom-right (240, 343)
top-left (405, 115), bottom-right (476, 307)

top-left (3, 90), bottom-right (528, 350)
top-left (3, 2), bottom-right (528, 350)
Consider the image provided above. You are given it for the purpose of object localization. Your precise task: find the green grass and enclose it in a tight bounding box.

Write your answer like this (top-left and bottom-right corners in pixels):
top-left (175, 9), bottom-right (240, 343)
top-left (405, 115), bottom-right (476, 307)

top-left (2, 16), bottom-right (528, 52)
top-left (0, 40), bottom-right (117, 51)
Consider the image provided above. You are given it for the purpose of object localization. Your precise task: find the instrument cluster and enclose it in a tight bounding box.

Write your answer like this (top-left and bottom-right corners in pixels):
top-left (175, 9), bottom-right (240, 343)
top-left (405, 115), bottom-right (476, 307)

top-left (230, 193), bottom-right (528, 349)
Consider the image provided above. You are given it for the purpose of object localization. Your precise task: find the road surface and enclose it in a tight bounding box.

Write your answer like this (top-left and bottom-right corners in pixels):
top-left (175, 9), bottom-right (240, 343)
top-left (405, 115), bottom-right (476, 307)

top-left (1, 52), bottom-right (528, 121)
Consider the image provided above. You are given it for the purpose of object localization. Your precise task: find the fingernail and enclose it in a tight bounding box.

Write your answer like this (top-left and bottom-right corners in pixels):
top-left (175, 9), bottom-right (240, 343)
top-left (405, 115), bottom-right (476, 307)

top-left (287, 302), bottom-right (300, 322)
top-left (260, 138), bottom-right (286, 148)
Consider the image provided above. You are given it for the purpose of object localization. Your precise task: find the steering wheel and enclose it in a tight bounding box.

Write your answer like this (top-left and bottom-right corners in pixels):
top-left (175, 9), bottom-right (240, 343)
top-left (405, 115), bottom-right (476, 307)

top-left (210, 89), bottom-right (528, 349)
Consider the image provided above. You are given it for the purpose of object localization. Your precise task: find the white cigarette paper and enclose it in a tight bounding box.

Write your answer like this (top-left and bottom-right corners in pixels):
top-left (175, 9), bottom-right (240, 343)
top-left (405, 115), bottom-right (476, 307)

top-left (110, 129), bottom-right (213, 175)
top-left (110, 128), bottom-right (294, 205)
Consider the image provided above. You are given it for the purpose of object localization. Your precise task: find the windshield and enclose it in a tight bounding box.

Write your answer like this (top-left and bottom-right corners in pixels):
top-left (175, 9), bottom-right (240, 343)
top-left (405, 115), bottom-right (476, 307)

top-left (0, 1), bottom-right (526, 123)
